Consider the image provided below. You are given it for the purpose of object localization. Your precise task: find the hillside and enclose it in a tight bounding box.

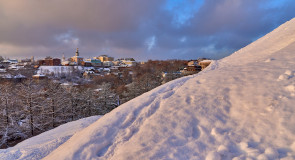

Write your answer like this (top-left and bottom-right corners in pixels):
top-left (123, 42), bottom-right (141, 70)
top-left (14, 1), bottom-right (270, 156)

top-left (2, 18), bottom-right (295, 160)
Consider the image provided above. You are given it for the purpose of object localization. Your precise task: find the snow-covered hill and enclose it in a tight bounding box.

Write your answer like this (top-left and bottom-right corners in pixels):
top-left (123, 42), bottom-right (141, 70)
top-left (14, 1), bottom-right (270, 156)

top-left (2, 18), bottom-right (295, 160)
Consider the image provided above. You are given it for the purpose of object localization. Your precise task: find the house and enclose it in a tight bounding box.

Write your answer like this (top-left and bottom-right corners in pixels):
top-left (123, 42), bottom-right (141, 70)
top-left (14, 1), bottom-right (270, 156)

top-left (83, 70), bottom-right (102, 79)
top-left (103, 61), bottom-right (114, 67)
top-left (121, 61), bottom-right (137, 67)
top-left (118, 58), bottom-right (137, 67)
top-left (8, 65), bottom-right (18, 70)
top-left (199, 60), bottom-right (212, 70)
top-left (85, 59), bottom-right (102, 67)
top-left (181, 65), bottom-right (202, 76)
top-left (32, 74), bottom-right (47, 82)
top-left (82, 61), bottom-right (92, 67)
top-left (0, 73), bottom-right (26, 83)
top-left (186, 65), bottom-right (202, 71)
top-left (0, 60), bottom-right (11, 68)
top-left (7, 59), bottom-right (18, 64)
top-left (13, 74), bottom-right (27, 83)
top-left (187, 60), bottom-right (198, 66)
top-left (0, 65), bottom-right (6, 73)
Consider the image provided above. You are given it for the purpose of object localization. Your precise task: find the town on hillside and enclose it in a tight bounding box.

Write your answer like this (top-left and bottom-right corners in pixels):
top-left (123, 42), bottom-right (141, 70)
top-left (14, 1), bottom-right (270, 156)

top-left (0, 48), bottom-right (212, 84)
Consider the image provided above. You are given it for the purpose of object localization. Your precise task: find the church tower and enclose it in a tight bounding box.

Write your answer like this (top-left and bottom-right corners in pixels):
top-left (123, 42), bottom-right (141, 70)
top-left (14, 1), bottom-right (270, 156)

top-left (71, 48), bottom-right (83, 65)
top-left (62, 53), bottom-right (66, 62)
top-left (31, 56), bottom-right (35, 63)
top-left (75, 48), bottom-right (79, 56)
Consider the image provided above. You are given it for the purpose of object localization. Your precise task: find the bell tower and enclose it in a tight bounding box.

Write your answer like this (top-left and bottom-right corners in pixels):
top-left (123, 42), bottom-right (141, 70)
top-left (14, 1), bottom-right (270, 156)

top-left (75, 48), bottom-right (79, 56)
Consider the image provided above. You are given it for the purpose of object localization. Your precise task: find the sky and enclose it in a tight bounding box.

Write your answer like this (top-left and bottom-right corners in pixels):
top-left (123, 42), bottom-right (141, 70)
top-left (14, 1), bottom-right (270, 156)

top-left (0, 0), bottom-right (294, 61)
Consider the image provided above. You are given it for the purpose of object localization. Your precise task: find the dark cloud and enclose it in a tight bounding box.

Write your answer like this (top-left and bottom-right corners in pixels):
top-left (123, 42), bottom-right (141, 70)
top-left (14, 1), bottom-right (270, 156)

top-left (0, 0), bottom-right (294, 60)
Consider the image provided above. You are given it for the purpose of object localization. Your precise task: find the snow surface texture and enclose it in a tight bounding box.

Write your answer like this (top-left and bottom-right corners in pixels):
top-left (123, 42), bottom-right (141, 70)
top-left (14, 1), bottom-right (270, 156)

top-left (2, 18), bottom-right (295, 160)
top-left (0, 116), bottom-right (100, 160)
top-left (43, 18), bottom-right (295, 160)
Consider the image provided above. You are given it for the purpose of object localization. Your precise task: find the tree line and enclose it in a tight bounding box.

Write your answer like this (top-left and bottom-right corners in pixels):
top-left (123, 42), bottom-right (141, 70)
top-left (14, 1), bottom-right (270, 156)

top-left (0, 79), bottom-right (118, 148)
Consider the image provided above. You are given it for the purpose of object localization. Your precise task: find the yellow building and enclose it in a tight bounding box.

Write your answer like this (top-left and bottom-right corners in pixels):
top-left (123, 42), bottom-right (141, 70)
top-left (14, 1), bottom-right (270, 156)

top-left (95, 55), bottom-right (114, 62)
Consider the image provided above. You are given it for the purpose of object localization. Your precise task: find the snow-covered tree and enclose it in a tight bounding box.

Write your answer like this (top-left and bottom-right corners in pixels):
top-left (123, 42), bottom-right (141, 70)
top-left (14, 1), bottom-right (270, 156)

top-left (43, 80), bottom-right (70, 128)
top-left (95, 82), bottom-right (118, 114)
top-left (0, 82), bottom-right (25, 148)
top-left (17, 79), bottom-right (46, 136)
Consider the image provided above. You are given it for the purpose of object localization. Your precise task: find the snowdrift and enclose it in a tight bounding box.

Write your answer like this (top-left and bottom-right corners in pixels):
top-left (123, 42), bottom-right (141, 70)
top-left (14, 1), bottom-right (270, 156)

top-left (2, 18), bottom-right (295, 160)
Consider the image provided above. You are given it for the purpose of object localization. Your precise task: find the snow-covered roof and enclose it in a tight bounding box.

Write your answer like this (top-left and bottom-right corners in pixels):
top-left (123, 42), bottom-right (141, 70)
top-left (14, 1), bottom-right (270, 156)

top-left (199, 59), bottom-right (212, 63)
top-left (14, 74), bottom-right (26, 78)
top-left (32, 74), bottom-right (46, 77)
top-left (60, 82), bottom-right (79, 86)
top-left (0, 74), bottom-right (13, 78)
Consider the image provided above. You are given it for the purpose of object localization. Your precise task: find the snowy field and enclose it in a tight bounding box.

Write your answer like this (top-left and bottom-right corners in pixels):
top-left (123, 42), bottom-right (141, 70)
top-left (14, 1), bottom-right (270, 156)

top-left (0, 116), bottom-right (100, 160)
top-left (1, 18), bottom-right (295, 160)
top-left (37, 66), bottom-right (94, 76)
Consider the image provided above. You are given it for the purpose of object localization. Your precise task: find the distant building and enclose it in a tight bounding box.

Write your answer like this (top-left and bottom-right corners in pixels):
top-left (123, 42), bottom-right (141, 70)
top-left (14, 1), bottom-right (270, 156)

top-left (85, 58), bottom-right (102, 67)
top-left (82, 61), bottom-right (92, 67)
top-left (187, 60), bottom-right (199, 66)
top-left (103, 61), bottom-right (114, 67)
top-left (198, 60), bottom-right (212, 70)
top-left (71, 48), bottom-right (84, 65)
top-left (32, 74), bottom-right (47, 82)
top-left (95, 55), bottom-right (114, 62)
top-left (38, 57), bottom-right (61, 66)
top-left (6, 59), bottom-right (18, 64)
top-left (118, 58), bottom-right (137, 67)
top-left (0, 73), bottom-right (26, 83)
top-left (118, 58), bottom-right (135, 61)
top-left (0, 65), bottom-right (6, 73)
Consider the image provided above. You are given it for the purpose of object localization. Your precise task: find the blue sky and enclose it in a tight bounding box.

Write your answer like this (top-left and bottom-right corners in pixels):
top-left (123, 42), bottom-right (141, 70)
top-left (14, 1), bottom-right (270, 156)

top-left (0, 0), bottom-right (294, 61)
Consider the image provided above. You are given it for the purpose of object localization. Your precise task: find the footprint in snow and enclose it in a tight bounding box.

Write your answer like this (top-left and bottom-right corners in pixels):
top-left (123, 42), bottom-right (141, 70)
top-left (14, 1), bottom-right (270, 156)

top-left (265, 58), bottom-right (275, 62)
top-left (277, 70), bottom-right (294, 81)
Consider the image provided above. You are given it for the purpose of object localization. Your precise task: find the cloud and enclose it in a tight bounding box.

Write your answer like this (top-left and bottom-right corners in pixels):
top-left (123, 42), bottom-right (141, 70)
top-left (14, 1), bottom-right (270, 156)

top-left (55, 31), bottom-right (80, 48)
top-left (145, 36), bottom-right (157, 51)
top-left (0, 0), bottom-right (294, 60)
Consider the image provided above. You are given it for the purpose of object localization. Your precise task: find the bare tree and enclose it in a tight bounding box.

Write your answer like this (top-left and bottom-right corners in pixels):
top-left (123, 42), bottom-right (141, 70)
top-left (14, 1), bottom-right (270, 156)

top-left (17, 79), bottom-right (45, 136)
top-left (95, 82), bottom-right (118, 114)
top-left (0, 82), bottom-right (25, 148)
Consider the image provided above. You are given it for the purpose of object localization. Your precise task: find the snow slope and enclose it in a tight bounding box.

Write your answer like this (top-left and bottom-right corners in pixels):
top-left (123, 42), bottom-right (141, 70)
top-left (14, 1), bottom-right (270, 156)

top-left (43, 18), bottom-right (295, 160)
top-left (0, 116), bottom-right (100, 160)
